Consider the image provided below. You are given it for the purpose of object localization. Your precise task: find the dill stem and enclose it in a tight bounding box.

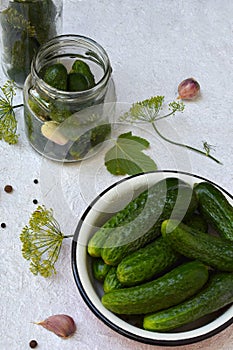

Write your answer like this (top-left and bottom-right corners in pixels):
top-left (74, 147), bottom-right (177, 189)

top-left (33, 237), bottom-right (58, 244)
top-left (48, 241), bottom-right (62, 264)
top-left (151, 121), bottom-right (222, 165)
top-left (155, 110), bottom-right (176, 121)
top-left (30, 240), bottom-right (58, 254)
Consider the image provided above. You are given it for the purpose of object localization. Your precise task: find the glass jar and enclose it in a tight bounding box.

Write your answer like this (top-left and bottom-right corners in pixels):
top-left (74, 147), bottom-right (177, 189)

top-left (23, 34), bottom-right (116, 162)
top-left (0, 0), bottom-right (63, 87)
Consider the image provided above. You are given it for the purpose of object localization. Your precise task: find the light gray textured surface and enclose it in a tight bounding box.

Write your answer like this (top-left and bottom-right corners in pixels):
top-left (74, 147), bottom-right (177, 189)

top-left (0, 0), bottom-right (233, 349)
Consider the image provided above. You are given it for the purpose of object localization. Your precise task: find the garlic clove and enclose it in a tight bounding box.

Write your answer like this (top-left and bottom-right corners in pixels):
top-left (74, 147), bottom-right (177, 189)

top-left (41, 121), bottom-right (69, 145)
top-left (36, 314), bottom-right (76, 338)
top-left (178, 78), bottom-right (200, 100)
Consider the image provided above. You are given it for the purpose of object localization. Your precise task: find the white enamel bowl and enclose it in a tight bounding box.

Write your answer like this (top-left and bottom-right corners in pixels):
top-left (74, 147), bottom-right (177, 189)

top-left (71, 170), bottom-right (233, 346)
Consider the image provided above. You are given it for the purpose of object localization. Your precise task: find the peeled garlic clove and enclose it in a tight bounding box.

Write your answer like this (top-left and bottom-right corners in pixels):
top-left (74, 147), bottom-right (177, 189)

top-left (178, 78), bottom-right (200, 100)
top-left (41, 121), bottom-right (69, 145)
top-left (36, 314), bottom-right (76, 338)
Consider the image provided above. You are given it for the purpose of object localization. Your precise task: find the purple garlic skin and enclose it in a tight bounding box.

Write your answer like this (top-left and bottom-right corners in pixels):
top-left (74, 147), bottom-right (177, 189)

top-left (37, 314), bottom-right (76, 338)
top-left (178, 78), bottom-right (200, 100)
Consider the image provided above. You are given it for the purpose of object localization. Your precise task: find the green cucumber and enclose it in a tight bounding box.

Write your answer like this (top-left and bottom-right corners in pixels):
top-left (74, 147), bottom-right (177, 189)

top-left (103, 267), bottom-right (123, 293)
top-left (90, 123), bottom-right (111, 147)
top-left (87, 185), bottom-right (149, 257)
top-left (49, 100), bottom-right (71, 123)
top-left (117, 237), bottom-right (180, 286)
top-left (101, 178), bottom-right (197, 266)
top-left (143, 272), bottom-right (233, 331)
top-left (194, 182), bottom-right (233, 241)
top-left (92, 258), bottom-right (111, 282)
top-left (42, 63), bottom-right (68, 90)
top-left (161, 220), bottom-right (233, 271)
top-left (71, 59), bottom-right (95, 88)
top-left (68, 72), bottom-right (89, 91)
top-left (101, 261), bottom-right (209, 315)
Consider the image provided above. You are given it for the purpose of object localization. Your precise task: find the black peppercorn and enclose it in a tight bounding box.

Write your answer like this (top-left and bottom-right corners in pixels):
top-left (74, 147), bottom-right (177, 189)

top-left (34, 179), bottom-right (39, 184)
top-left (4, 185), bottom-right (13, 193)
top-left (33, 199), bottom-right (38, 204)
top-left (1, 223), bottom-right (6, 228)
top-left (29, 340), bottom-right (38, 348)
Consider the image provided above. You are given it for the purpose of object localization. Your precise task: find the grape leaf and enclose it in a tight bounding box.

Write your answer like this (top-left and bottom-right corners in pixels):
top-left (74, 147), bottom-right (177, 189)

top-left (105, 132), bottom-right (157, 175)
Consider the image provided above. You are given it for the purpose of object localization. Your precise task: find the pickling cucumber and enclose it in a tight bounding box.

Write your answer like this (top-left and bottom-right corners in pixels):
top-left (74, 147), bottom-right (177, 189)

top-left (92, 258), bottom-right (111, 282)
top-left (103, 267), bottom-right (123, 293)
top-left (143, 272), bottom-right (233, 331)
top-left (101, 178), bottom-right (197, 265)
top-left (161, 220), bottom-right (233, 271)
top-left (194, 182), bottom-right (233, 241)
top-left (42, 63), bottom-right (68, 90)
top-left (68, 72), bottom-right (89, 91)
top-left (117, 237), bottom-right (180, 286)
top-left (101, 261), bottom-right (209, 315)
top-left (71, 59), bottom-right (95, 88)
top-left (87, 185), bottom-right (149, 257)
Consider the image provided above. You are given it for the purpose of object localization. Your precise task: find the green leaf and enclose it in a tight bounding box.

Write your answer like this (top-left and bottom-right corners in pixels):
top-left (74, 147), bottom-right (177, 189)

top-left (105, 132), bottom-right (157, 176)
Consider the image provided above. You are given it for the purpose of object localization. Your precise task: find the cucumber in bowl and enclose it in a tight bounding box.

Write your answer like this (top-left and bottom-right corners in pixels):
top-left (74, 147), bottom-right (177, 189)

top-left (71, 171), bottom-right (233, 346)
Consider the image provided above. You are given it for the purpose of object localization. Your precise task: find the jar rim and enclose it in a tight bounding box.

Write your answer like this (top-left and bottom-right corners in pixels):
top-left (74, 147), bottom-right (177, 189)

top-left (31, 34), bottom-right (112, 99)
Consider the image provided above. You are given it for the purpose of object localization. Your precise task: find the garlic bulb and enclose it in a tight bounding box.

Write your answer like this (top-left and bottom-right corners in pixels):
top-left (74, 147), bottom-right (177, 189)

top-left (36, 314), bottom-right (76, 338)
top-left (41, 121), bottom-right (69, 145)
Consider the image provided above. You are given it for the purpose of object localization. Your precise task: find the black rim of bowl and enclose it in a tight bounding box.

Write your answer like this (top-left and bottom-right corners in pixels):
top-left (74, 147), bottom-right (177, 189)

top-left (71, 170), bottom-right (233, 346)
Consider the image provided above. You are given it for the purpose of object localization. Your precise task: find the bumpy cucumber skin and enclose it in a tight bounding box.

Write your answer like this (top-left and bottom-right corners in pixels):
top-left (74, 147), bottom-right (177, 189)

top-left (101, 178), bottom-right (197, 266)
top-left (92, 258), bottom-right (111, 282)
top-left (117, 237), bottom-right (180, 286)
top-left (43, 63), bottom-right (67, 90)
top-left (194, 182), bottom-right (233, 241)
top-left (162, 220), bottom-right (233, 272)
top-left (68, 72), bottom-right (89, 91)
top-left (101, 261), bottom-right (209, 315)
top-left (87, 187), bottom-right (149, 257)
top-left (71, 59), bottom-right (95, 88)
top-left (103, 267), bottom-right (123, 293)
top-left (143, 272), bottom-right (233, 331)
